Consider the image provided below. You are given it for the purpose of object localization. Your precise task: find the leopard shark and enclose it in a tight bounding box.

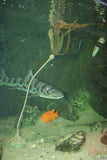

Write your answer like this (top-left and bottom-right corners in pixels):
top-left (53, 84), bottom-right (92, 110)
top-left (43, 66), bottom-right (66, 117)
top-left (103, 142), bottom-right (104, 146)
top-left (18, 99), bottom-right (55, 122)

top-left (0, 70), bottom-right (64, 99)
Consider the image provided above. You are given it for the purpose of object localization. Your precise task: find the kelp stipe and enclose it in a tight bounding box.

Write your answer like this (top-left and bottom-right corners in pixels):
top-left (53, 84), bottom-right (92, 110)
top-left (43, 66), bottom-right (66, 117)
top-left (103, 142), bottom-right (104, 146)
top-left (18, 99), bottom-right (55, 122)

top-left (8, 54), bottom-right (55, 148)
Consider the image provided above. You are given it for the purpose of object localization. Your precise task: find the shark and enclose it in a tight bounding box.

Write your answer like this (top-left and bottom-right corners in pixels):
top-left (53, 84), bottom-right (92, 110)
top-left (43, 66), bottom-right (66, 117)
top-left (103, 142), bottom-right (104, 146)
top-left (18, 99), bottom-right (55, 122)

top-left (0, 70), bottom-right (64, 99)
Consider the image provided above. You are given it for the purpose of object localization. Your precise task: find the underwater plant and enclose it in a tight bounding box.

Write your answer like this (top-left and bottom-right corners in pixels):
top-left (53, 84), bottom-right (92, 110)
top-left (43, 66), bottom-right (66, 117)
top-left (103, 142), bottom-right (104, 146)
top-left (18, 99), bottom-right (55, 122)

top-left (8, 54), bottom-right (55, 148)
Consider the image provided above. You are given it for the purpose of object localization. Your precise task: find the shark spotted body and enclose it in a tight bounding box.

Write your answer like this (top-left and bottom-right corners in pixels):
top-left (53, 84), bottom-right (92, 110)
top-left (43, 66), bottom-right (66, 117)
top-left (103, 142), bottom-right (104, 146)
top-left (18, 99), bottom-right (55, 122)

top-left (0, 70), bottom-right (64, 99)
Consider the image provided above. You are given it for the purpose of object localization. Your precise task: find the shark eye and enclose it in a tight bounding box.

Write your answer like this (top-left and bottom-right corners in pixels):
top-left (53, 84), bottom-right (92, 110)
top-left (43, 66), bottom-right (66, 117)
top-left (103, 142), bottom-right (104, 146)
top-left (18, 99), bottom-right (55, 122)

top-left (46, 87), bottom-right (49, 91)
top-left (46, 87), bottom-right (50, 94)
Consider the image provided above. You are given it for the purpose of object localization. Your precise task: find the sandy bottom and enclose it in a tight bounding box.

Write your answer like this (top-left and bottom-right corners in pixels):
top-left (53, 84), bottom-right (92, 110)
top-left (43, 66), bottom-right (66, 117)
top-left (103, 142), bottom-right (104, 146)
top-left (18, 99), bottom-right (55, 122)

top-left (0, 106), bottom-right (107, 160)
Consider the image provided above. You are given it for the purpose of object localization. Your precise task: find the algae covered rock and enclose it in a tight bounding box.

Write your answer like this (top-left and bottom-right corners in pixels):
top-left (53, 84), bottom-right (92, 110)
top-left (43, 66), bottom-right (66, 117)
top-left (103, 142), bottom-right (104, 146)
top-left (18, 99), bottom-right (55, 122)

top-left (71, 88), bottom-right (90, 111)
top-left (21, 105), bottom-right (40, 126)
top-left (68, 104), bottom-right (79, 121)
top-left (90, 121), bottom-right (107, 132)
top-left (55, 131), bottom-right (86, 152)
top-left (46, 88), bottom-right (90, 122)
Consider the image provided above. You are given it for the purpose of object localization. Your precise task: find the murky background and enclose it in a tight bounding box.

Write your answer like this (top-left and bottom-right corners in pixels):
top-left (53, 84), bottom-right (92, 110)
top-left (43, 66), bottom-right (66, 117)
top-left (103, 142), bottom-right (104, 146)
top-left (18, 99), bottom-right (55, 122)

top-left (0, 0), bottom-right (107, 119)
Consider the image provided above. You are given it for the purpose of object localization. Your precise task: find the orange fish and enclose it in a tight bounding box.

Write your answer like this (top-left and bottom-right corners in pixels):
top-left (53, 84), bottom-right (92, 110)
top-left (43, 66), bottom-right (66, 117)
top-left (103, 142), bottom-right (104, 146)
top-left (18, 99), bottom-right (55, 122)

top-left (42, 109), bottom-right (58, 122)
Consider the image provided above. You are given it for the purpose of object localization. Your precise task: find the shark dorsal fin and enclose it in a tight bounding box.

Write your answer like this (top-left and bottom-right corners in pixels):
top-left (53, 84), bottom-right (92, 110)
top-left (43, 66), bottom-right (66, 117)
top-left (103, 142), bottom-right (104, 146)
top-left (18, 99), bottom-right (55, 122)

top-left (23, 70), bottom-right (33, 84)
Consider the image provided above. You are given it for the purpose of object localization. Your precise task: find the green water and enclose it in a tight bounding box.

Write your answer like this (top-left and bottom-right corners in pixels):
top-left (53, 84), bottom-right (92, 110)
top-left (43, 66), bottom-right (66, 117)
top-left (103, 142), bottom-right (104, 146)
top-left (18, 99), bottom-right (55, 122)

top-left (0, 1), bottom-right (107, 160)
top-left (0, 0), bottom-right (107, 120)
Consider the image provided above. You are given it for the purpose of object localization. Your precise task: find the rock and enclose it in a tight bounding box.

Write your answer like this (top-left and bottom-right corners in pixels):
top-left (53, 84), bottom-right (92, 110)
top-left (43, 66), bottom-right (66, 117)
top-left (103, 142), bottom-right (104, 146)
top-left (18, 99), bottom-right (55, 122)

top-left (55, 131), bottom-right (86, 152)
top-left (100, 134), bottom-right (107, 145)
top-left (21, 105), bottom-right (40, 126)
top-left (90, 121), bottom-right (103, 131)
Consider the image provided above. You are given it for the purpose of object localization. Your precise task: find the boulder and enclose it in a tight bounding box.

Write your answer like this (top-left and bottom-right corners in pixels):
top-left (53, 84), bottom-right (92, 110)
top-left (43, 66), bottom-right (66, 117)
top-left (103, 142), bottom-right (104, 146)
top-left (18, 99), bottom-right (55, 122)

top-left (55, 131), bottom-right (86, 152)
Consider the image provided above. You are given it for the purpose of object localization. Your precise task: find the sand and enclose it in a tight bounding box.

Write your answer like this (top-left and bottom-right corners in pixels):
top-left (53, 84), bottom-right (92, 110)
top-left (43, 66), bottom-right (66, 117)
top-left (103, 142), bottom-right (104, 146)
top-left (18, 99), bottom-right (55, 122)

top-left (0, 106), bottom-right (107, 160)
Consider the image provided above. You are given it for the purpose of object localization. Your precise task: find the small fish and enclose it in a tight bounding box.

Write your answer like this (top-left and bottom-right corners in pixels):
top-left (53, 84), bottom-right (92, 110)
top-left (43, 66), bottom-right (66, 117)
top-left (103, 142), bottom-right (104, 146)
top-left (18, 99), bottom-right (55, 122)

top-left (0, 70), bottom-right (64, 99)
top-left (42, 109), bottom-right (58, 122)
